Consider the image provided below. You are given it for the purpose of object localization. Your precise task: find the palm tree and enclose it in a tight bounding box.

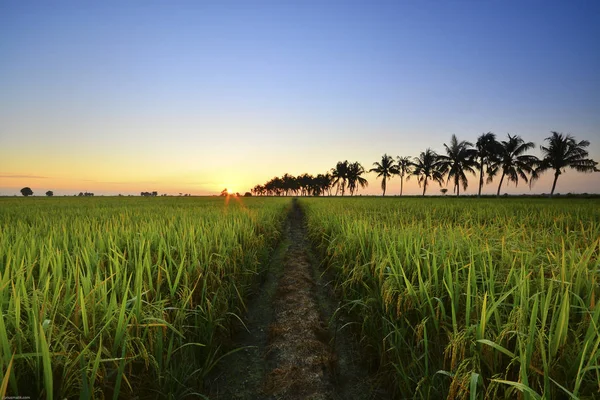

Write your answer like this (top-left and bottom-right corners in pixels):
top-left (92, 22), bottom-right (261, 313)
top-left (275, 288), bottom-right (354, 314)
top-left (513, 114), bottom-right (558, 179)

top-left (331, 161), bottom-right (350, 196)
top-left (437, 134), bottom-right (477, 196)
top-left (281, 173), bottom-right (295, 196)
top-left (297, 173), bottom-right (312, 196)
top-left (396, 156), bottom-right (413, 196)
top-left (488, 134), bottom-right (539, 196)
top-left (475, 132), bottom-right (501, 197)
top-left (321, 172), bottom-right (333, 196)
top-left (251, 184), bottom-right (265, 196)
top-left (370, 154), bottom-right (398, 196)
top-left (535, 131), bottom-right (598, 196)
top-left (347, 162), bottom-right (368, 195)
top-left (412, 148), bottom-right (444, 196)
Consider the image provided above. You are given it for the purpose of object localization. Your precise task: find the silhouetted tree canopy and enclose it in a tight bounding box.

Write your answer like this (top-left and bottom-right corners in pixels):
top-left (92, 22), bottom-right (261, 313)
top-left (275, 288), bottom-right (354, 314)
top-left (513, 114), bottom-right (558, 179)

top-left (46, 190), bottom-right (54, 197)
top-left (437, 134), bottom-right (477, 196)
top-left (247, 131), bottom-right (597, 197)
top-left (488, 134), bottom-right (539, 196)
top-left (534, 132), bottom-right (599, 196)
top-left (20, 187), bottom-right (33, 197)
top-left (412, 149), bottom-right (444, 196)
top-left (396, 156), bottom-right (413, 196)
top-left (347, 162), bottom-right (368, 196)
top-left (370, 154), bottom-right (398, 196)
top-left (475, 132), bottom-right (501, 197)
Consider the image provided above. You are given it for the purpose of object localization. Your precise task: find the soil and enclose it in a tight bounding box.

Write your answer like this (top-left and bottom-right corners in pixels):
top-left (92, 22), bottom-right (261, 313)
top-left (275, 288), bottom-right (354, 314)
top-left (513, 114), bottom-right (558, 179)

top-left (205, 199), bottom-right (390, 400)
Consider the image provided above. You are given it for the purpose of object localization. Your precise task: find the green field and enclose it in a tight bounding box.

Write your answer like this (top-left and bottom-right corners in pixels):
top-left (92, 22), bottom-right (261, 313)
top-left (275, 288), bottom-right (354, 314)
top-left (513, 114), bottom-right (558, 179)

top-left (0, 197), bottom-right (289, 398)
top-left (301, 197), bottom-right (600, 399)
top-left (1, 197), bottom-right (599, 399)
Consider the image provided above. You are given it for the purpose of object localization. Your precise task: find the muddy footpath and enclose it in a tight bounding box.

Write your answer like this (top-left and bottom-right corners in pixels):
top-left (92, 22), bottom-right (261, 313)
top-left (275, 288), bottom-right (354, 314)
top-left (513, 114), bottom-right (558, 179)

top-left (205, 199), bottom-right (390, 400)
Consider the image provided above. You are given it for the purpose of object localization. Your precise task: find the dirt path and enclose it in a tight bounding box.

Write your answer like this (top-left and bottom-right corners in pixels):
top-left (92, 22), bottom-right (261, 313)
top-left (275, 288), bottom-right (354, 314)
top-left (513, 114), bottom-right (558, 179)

top-left (205, 199), bottom-right (389, 400)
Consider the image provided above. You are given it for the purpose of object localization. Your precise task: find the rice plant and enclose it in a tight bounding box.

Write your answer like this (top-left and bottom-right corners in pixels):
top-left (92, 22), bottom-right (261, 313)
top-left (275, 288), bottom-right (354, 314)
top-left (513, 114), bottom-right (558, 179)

top-left (301, 197), bottom-right (600, 399)
top-left (0, 196), bottom-right (288, 398)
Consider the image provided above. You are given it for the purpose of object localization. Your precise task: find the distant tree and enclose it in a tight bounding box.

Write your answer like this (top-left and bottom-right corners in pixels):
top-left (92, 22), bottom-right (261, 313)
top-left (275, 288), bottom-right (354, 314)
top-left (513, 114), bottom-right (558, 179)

top-left (254, 172), bottom-right (334, 197)
top-left (488, 134), bottom-right (539, 196)
top-left (20, 187), bottom-right (33, 196)
top-left (220, 189), bottom-right (228, 196)
top-left (252, 184), bottom-right (266, 196)
top-left (331, 161), bottom-right (350, 196)
top-left (370, 154), bottom-right (398, 196)
top-left (267, 177), bottom-right (284, 196)
top-left (437, 134), bottom-right (477, 196)
top-left (297, 173), bottom-right (313, 196)
top-left (318, 173), bottom-right (333, 196)
top-left (475, 132), bottom-right (501, 197)
top-left (308, 173), bottom-right (330, 196)
top-left (535, 131), bottom-right (598, 196)
top-left (440, 188), bottom-right (448, 196)
top-left (347, 162), bottom-right (368, 195)
top-left (264, 179), bottom-right (276, 196)
top-left (412, 149), bottom-right (444, 196)
top-left (78, 192), bottom-right (84, 197)
top-left (396, 156), bottom-right (413, 196)
top-left (281, 173), bottom-right (296, 196)
top-left (45, 190), bottom-right (54, 197)
top-left (244, 192), bottom-right (252, 197)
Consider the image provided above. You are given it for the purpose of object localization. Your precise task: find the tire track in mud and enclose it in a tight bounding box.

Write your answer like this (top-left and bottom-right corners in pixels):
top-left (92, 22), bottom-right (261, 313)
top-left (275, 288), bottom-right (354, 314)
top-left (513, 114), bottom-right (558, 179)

top-left (206, 199), bottom-right (389, 400)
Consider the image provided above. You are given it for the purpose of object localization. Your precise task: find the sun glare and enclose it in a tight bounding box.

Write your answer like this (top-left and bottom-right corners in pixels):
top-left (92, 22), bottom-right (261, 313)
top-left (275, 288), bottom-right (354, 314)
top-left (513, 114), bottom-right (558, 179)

top-left (227, 188), bottom-right (234, 195)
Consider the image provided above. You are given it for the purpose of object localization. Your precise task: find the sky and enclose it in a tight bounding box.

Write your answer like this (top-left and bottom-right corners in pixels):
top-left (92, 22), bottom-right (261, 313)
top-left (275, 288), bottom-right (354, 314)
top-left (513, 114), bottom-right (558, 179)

top-left (1, 0), bottom-right (599, 196)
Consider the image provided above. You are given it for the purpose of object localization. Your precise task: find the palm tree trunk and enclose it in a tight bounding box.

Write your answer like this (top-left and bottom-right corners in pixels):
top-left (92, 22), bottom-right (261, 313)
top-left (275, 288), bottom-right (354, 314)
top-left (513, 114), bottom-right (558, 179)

top-left (550, 171), bottom-right (560, 197)
top-left (382, 179), bottom-right (386, 196)
top-left (400, 177), bottom-right (403, 196)
top-left (496, 173), bottom-right (505, 197)
top-left (478, 163), bottom-right (484, 197)
top-left (422, 178), bottom-right (427, 196)
top-left (455, 177), bottom-right (460, 197)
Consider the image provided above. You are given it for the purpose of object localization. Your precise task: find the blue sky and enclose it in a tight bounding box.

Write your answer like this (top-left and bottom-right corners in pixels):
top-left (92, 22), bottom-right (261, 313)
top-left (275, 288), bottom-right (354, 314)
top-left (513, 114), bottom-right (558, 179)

top-left (1, 0), bottom-right (599, 195)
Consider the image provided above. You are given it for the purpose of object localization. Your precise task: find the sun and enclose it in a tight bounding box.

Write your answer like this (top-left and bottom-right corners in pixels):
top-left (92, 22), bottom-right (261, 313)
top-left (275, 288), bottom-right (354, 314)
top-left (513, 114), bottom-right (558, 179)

top-left (226, 188), bottom-right (234, 195)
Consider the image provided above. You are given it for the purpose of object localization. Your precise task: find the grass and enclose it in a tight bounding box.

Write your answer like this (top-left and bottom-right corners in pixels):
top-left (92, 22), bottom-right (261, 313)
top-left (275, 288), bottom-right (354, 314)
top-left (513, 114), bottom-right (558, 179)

top-left (0, 196), bottom-right (289, 398)
top-left (300, 197), bottom-right (600, 399)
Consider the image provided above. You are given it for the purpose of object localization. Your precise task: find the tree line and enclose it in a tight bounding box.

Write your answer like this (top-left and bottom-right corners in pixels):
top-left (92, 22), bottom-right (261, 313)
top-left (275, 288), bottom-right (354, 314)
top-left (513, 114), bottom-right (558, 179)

top-left (251, 132), bottom-right (598, 197)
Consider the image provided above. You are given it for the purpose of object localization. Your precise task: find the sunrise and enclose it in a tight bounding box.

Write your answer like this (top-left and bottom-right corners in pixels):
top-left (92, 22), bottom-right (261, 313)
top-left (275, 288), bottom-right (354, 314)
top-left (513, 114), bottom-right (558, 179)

top-left (1, 1), bottom-right (599, 399)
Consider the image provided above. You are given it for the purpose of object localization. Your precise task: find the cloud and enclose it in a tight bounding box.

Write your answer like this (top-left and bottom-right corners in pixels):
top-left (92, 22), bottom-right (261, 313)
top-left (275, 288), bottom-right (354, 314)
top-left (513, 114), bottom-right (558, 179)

top-left (0, 174), bottom-right (49, 179)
